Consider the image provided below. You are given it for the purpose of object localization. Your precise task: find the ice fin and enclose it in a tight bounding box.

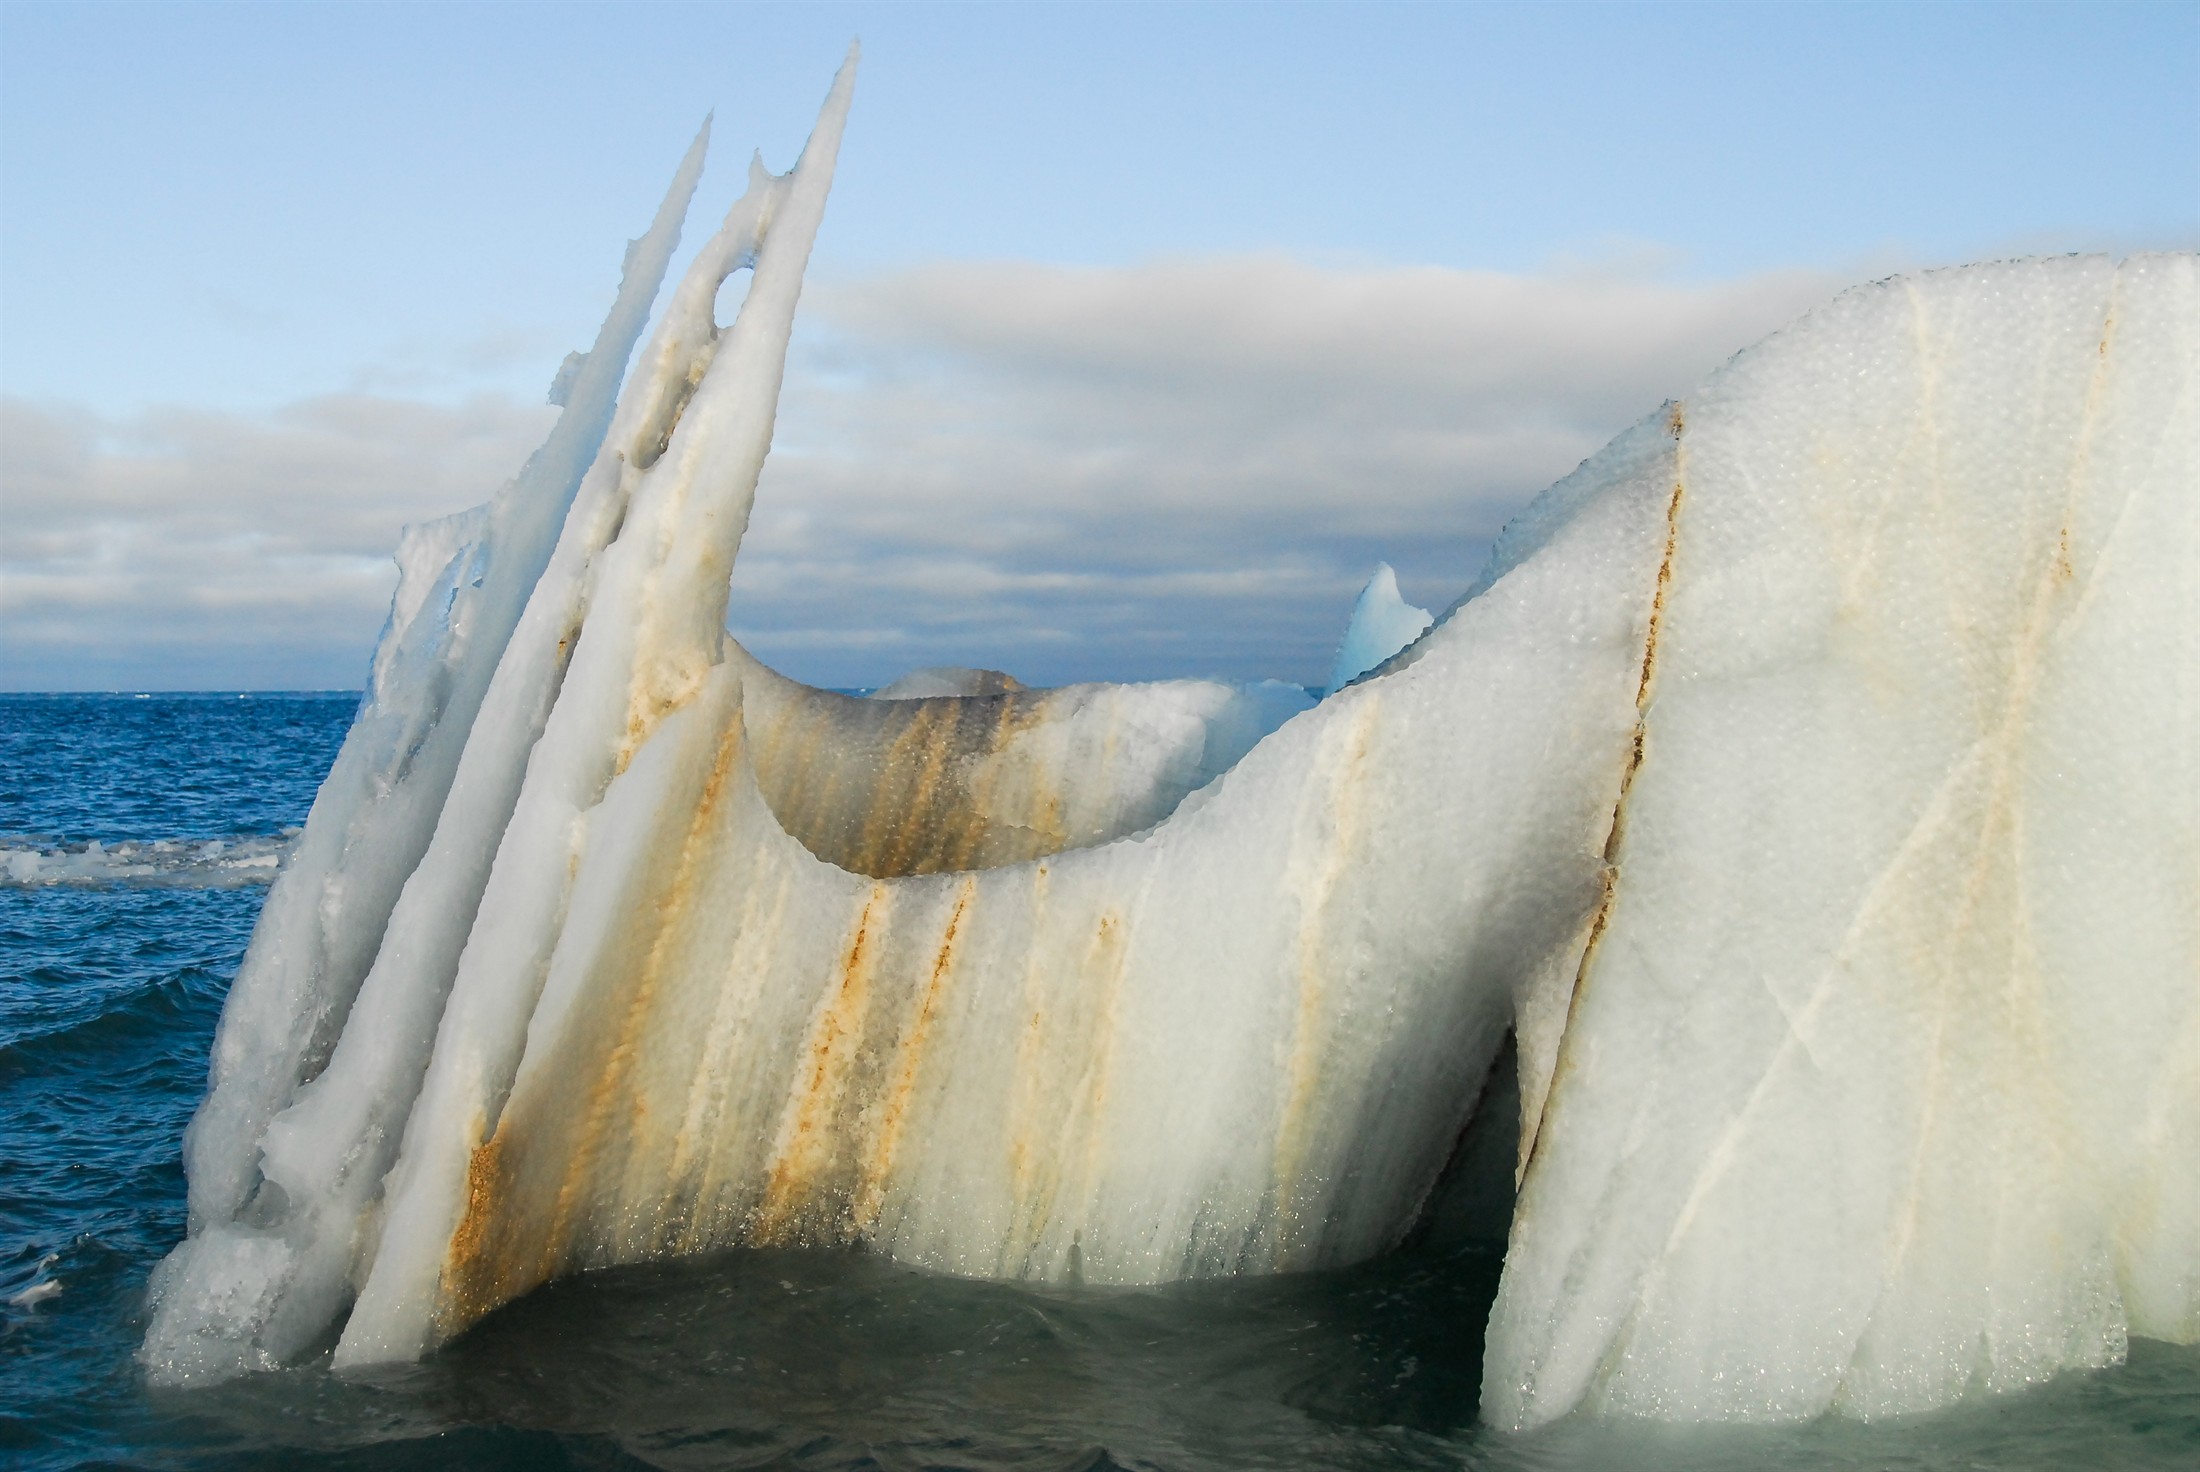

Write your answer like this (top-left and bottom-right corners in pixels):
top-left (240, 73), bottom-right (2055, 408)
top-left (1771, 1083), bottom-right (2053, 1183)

top-left (1326, 563), bottom-right (1435, 693)
top-left (143, 117), bottom-right (712, 1386)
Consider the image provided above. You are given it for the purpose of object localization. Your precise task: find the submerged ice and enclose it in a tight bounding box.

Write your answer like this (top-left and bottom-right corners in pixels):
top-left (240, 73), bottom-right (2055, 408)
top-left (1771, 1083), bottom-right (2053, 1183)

top-left (144, 57), bottom-right (2200, 1434)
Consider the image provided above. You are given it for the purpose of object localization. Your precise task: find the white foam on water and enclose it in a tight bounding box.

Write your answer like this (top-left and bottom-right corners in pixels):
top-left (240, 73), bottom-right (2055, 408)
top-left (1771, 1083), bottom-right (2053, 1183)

top-left (7, 1279), bottom-right (62, 1308)
top-left (0, 834), bottom-right (298, 889)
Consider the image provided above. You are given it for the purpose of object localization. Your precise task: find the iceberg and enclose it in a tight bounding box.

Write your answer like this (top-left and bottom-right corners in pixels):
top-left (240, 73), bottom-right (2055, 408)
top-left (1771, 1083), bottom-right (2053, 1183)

top-left (144, 53), bottom-right (2198, 1434)
top-left (1326, 562), bottom-right (1434, 693)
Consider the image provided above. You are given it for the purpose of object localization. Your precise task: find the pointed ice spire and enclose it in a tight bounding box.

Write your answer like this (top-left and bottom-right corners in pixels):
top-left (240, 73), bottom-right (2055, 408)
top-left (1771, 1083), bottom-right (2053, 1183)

top-left (1326, 562), bottom-right (1434, 694)
top-left (170, 118), bottom-right (710, 1249)
top-left (330, 50), bottom-right (858, 1369)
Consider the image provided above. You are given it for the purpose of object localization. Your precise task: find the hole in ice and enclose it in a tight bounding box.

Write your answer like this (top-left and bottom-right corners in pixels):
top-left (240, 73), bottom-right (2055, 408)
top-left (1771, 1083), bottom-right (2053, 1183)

top-left (713, 264), bottom-right (754, 334)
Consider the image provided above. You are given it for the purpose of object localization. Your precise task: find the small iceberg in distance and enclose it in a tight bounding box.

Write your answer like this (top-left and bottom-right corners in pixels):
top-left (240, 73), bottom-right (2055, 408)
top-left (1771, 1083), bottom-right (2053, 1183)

top-left (1325, 562), bottom-right (1434, 694)
top-left (867, 667), bottom-right (1026, 699)
top-left (140, 50), bottom-right (2199, 1438)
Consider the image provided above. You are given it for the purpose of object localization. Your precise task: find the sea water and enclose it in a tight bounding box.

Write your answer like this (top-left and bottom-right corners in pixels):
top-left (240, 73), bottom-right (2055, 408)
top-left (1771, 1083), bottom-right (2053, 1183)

top-left (3, 693), bottom-right (2195, 1470)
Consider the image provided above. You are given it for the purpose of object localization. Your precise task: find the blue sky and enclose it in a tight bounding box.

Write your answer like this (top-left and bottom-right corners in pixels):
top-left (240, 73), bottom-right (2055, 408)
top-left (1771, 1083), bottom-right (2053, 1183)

top-left (3, 1), bottom-right (2195, 689)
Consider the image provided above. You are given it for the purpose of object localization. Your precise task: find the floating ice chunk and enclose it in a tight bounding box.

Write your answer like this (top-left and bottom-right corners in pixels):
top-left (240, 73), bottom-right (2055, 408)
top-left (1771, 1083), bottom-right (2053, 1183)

top-left (1325, 563), bottom-right (1434, 693)
top-left (7, 1279), bottom-right (61, 1308)
top-left (870, 667), bottom-right (1026, 699)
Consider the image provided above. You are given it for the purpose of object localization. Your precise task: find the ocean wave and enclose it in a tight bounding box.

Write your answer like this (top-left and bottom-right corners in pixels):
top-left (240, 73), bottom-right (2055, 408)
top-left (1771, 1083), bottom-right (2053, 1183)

top-left (0, 833), bottom-right (297, 889)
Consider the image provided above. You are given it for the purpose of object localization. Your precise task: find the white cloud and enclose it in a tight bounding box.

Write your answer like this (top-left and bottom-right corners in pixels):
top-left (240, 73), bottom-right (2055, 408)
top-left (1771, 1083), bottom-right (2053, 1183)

top-left (2, 254), bottom-right (1844, 690)
top-left (731, 254), bottom-right (1842, 684)
top-left (0, 395), bottom-right (556, 689)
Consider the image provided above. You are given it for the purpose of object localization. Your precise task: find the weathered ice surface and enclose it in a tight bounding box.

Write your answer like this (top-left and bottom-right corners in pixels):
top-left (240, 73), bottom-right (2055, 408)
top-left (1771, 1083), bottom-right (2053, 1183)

top-left (330, 425), bottom-right (1664, 1361)
top-left (143, 58), bottom-right (2197, 1433)
top-left (144, 61), bottom-right (854, 1383)
top-left (174, 125), bottom-right (709, 1241)
top-left (142, 120), bottom-right (713, 1384)
top-left (1484, 253), bottom-right (2200, 1428)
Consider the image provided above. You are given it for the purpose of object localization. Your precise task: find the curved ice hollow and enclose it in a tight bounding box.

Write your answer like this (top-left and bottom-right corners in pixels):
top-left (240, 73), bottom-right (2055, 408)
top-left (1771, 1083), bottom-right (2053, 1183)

top-left (171, 115), bottom-right (711, 1242)
top-left (144, 55), bottom-right (2198, 1432)
top-left (731, 640), bottom-right (1312, 877)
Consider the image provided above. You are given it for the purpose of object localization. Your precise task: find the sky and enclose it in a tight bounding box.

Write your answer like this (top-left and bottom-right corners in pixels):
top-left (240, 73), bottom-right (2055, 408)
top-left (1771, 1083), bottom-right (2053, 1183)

top-left (3, 0), bottom-right (2195, 691)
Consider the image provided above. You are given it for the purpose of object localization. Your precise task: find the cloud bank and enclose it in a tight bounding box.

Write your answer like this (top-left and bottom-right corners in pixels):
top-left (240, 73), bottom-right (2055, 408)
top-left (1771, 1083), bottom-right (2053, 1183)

top-left (2, 256), bottom-right (1840, 691)
top-left (1, 395), bottom-right (557, 690)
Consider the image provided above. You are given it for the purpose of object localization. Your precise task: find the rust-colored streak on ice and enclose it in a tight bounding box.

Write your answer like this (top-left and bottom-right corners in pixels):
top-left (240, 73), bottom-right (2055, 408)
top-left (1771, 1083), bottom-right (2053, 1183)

top-left (762, 695), bottom-right (856, 858)
top-left (1000, 865), bottom-right (1055, 1258)
top-left (567, 697), bottom-right (749, 1257)
top-left (1521, 405), bottom-right (1688, 1184)
top-left (1063, 911), bottom-right (1131, 1265)
top-left (885, 703), bottom-right (969, 874)
top-left (1004, 903), bottom-right (1129, 1275)
top-left (666, 861), bottom-right (800, 1255)
top-left (947, 695), bottom-right (1059, 870)
top-left (736, 670), bottom-right (1097, 879)
top-left (437, 1127), bottom-right (518, 1338)
top-left (1270, 691), bottom-right (1381, 1261)
top-left (846, 702), bottom-right (944, 874)
top-left (861, 692), bottom-right (1057, 876)
top-left (852, 876), bottom-right (977, 1231)
top-left (754, 883), bottom-right (890, 1241)
top-left (615, 582), bottom-right (718, 780)
top-left (438, 688), bottom-right (749, 1334)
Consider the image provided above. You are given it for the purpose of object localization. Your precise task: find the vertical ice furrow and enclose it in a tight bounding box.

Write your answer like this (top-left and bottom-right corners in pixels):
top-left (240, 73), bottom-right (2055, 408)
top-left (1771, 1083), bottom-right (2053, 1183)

top-left (169, 122), bottom-right (710, 1238)
top-left (1815, 279), bottom-right (2127, 1409)
top-left (139, 124), bottom-right (714, 1385)
top-left (333, 50), bottom-right (856, 1368)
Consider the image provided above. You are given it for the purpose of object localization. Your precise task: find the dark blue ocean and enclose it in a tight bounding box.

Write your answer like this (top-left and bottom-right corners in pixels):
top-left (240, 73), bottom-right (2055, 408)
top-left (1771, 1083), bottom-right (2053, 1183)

top-left (3, 693), bottom-right (2195, 1471)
